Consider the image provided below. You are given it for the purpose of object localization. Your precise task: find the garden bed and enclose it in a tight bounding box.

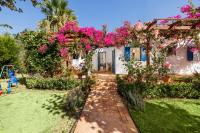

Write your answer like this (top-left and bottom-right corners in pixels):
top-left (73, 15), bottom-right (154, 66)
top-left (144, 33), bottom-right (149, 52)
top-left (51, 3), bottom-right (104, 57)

top-left (130, 99), bottom-right (200, 133)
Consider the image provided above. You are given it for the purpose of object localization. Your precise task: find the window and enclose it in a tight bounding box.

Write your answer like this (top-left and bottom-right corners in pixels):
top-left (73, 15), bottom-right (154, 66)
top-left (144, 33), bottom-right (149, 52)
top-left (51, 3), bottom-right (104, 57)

top-left (187, 47), bottom-right (200, 61)
top-left (131, 47), bottom-right (147, 61)
top-left (124, 47), bottom-right (131, 61)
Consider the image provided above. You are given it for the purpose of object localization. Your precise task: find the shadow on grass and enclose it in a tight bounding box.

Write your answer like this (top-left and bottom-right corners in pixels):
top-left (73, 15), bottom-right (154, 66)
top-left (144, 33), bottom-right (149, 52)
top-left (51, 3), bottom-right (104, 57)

top-left (42, 93), bottom-right (80, 119)
top-left (131, 101), bottom-right (200, 133)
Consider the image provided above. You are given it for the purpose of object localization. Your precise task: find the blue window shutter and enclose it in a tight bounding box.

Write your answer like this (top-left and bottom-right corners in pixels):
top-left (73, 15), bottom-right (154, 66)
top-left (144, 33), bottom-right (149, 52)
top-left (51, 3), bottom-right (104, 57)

top-left (187, 47), bottom-right (193, 61)
top-left (141, 47), bottom-right (147, 61)
top-left (124, 47), bottom-right (130, 61)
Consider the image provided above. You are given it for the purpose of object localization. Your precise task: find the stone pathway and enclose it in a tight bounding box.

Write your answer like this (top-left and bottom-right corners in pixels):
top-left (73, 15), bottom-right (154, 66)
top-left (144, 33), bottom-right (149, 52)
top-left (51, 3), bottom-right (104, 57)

top-left (74, 74), bottom-right (139, 133)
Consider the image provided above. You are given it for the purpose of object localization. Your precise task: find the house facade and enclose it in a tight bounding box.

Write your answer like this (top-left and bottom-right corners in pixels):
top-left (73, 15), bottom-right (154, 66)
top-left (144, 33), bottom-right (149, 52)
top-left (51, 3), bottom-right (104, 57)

top-left (72, 42), bottom-right (200, 75)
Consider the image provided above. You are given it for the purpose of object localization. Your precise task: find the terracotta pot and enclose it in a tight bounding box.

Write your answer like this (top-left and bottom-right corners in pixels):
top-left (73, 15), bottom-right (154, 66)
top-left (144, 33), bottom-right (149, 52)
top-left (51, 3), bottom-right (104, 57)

top-left (162, 75), bottom-right (171, 83)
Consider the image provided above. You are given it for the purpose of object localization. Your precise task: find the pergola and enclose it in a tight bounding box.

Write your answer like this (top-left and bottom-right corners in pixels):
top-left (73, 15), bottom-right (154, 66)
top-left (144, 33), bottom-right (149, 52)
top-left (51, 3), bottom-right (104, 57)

top-left (145, 18), bottom-right (200, 66)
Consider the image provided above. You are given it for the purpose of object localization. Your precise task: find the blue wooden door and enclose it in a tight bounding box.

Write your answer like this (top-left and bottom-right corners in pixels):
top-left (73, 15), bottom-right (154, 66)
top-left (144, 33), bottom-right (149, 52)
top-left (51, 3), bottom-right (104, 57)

top-left (124, 47), bottom-right (131, 61)
top-left (141, 47), bottom-right (147, 61)
top-left (187, 47), bottom-right (193, 61)
top-left (112, 50), bottom-right (115, 74)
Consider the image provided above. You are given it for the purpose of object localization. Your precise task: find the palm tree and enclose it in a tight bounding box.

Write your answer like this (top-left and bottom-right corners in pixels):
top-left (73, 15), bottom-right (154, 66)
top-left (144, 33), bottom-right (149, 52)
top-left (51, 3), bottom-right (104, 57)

top-left (38, 0), bottom-right (76, 32)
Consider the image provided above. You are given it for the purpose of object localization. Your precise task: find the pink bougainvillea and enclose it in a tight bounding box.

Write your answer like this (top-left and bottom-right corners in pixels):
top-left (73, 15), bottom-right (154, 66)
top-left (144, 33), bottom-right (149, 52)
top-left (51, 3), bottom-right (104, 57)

top-left (164, 62), bottom-right (172, 69)
top-left (56, 33), bottom-right (68, 45)
top-left (59, 21), bottom-right (79, 33)
top-left (104, 32), bottom-right (116, 46)
top-left (79, 27), bottom-right (95, 38)
top-left (134, 21), bottom-right (144, 31)
top-left (85, 44), bottom-right (91, 51)
top-left (60, 48), bottom-right (68, 58)
top-left (48, 37), bottom-right (55, 44)
top-left (181, 5), bottom-right (191, 13)
top-left (38, 45), bottom-right (48, 54)
top-left (190, 48), bottom-right (198, 53)
top-left (93, 30), bottom-right (104, 44)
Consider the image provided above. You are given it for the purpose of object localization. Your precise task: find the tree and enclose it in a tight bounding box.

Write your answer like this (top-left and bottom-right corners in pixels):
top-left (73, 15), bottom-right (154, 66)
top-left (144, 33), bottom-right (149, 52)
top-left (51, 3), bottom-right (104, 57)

top-left (38, 0), bottom-right (76, 32)
top-left (0, 34), bottom-right (20, 67)
top-left (0, 0), bottom-right (37, 12)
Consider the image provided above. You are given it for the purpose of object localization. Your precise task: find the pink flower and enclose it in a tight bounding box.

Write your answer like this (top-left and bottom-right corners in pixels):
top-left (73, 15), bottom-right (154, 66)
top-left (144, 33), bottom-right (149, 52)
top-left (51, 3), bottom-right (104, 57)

top-left (48, 37), bottom-right (55, 44)
top-left (38, 45), bottom-right (48, 54)
top-left (60, 21), bottom-right (79, 33)
top-left (104, 32), bottom-right (116, 46)
top-left (190, 48), bottom-right (198, 53)
top-left (164, 62), bottom-right (172, 69)
top-left (80, 38), bottom-right (89, 44)
top-left (79, 27), bottom-right (95, 38)
top-left (160, 20), bottom-right (169, 24)
top-left (60, 48), bottom-right (68, 58)
top-left (134, 21), bottom-right (143, 31)
top-left (85, 44), bottom-right (91, 51)
top-left (56, 34), bottom-right (68, 45)
top-left (195, 12), bottom-right (200, 18)
top-left (181, 5), bottom-right (191, 13)
top-left (173, 15), bottom-right (181, 19)
top-left (93, 30), bottom-right (104, 44)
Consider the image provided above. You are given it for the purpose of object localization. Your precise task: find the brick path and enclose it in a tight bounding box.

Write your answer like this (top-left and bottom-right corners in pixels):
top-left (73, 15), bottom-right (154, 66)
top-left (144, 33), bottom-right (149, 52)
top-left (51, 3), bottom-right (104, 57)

top-left (74, 74), bottom-right (139, 133)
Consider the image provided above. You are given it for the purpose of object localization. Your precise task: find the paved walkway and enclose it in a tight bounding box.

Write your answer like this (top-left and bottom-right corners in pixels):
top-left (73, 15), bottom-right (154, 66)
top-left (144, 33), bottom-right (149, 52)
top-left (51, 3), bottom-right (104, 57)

top-left (74, 74), bottom-right (139, 133)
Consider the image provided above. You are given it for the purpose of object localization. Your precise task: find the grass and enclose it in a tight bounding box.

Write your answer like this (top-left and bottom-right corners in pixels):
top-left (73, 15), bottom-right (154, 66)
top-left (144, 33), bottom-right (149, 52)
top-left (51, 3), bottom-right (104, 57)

top-left (130, 99), bottom-right (200, 133)
top-left (0, 87), bottom-right (76, 133)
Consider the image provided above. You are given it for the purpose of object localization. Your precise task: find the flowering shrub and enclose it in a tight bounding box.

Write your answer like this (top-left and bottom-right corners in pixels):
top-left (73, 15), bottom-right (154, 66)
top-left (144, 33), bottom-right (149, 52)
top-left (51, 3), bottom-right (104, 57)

top-left (19, 31), bottom-right (61, 77)
top-left (38, 44), bottom-right (48, 54)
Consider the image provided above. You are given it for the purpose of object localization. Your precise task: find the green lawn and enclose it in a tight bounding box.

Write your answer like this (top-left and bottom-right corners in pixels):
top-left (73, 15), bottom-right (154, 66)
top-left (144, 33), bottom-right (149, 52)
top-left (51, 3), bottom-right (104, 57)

top-left (0, 88), bottom-right (76, 133)
top-left (130, 99), bottom-right (200, 133)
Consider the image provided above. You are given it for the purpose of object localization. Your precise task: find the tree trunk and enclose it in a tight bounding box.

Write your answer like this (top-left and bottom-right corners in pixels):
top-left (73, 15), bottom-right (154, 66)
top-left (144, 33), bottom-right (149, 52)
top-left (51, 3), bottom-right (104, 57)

top-left (146, 37), bottom-right (151, 66)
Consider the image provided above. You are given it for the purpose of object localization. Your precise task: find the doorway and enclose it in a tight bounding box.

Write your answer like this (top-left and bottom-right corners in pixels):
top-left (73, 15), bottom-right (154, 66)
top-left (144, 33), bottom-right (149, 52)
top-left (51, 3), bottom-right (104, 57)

top-left (98, 52), bottom-right (107, 71)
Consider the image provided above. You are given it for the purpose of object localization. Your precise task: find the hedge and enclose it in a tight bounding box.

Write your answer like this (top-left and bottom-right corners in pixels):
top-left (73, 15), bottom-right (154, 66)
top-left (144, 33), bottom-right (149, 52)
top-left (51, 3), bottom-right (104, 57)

top-left (25, 77), bottom-right (80, 90)
top-left (116, 76), bottom-right (200, 99)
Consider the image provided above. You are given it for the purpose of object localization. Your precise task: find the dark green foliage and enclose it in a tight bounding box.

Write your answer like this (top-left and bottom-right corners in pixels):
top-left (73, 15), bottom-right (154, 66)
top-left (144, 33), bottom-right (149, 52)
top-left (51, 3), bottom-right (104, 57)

top-left (117, 76), bottom-right (200, 101)
top-left (26, 77), bottom-right (80, 90)
top-left (0, 34), bottom-right (20, 67)
top-left (116, 75), bottom-right (145, 111)
top-left (64, 87), bottom-right (86, 115)
top-left (62, 77), bottom-right (95, 115)
top-left (18, 31), bottom-right (61, 77)
top-left (143, 83), bottom-right (199, 99)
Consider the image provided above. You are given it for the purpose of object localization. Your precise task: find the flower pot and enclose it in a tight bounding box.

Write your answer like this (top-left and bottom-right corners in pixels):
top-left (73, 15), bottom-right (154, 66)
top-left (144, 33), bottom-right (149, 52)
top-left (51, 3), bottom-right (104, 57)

top-left (162, 75), bottom-right (171, 83)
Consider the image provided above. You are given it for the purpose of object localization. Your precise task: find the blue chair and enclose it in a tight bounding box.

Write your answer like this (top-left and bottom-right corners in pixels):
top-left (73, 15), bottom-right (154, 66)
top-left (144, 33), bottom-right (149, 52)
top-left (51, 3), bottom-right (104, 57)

top-left (8, 70), bottom-right (18, 87)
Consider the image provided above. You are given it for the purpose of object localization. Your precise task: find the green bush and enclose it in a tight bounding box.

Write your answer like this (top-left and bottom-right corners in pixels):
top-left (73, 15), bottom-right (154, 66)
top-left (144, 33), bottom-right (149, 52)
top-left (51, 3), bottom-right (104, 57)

top-left (26, 77), bottom-right (80, 90)
top-left (63, 77), bottom-right (95, 115)
top-left (0, 34), bottom-right (20, 66)
top-left (117, 76), bottom-right (200, 100)
top-left (18, 31), bottom-right (61, 77)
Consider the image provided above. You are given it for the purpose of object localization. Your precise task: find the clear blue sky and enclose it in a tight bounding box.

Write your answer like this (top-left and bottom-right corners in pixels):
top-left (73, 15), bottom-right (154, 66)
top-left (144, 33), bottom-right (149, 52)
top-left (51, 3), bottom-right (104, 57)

top-left (0, 0), bottom-right (200, 34)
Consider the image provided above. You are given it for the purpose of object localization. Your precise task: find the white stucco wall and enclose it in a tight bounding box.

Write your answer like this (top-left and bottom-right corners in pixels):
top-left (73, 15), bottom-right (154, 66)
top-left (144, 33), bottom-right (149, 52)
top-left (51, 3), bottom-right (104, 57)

top-left (115, 47), bottom-right (128, 74)
top-left (167, 47), bottom-right (200, 75)
top-left (92, 47), bottom-right (115, 71)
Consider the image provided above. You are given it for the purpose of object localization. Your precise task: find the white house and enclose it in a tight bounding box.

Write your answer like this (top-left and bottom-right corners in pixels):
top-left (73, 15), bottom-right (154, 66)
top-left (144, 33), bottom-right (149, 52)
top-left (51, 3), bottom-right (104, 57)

top-left (72, 42), bottom-right (200, 75)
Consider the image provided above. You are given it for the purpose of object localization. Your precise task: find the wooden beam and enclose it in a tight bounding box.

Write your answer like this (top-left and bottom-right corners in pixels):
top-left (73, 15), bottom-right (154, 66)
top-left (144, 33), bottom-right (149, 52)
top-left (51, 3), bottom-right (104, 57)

top-left (168, 21), bottom-right (182, 29)
top-left (154, 26), bottom-right (192, 30)
top-left (146, 20), bottom-right (157, 30)
top-left (191, 21), bottom-right (200, 29)
top-left (155, 18), bottom-right (200, 21)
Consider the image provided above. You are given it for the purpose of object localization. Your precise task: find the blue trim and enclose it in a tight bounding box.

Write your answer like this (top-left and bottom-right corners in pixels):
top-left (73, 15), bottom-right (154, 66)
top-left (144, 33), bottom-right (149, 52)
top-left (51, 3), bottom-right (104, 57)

top-left (124, 47), bottom-right (131, 61)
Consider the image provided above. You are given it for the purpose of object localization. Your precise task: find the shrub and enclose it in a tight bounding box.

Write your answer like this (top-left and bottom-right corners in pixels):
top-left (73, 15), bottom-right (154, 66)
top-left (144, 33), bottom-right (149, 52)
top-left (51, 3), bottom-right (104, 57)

top-left (116, 75), bottom-right (145, 111)
top-left (117, 76), bottom-right (200, 100)
top-left (18, 31), bottom-right (61, 77)
top-left (26, 77), bottom-right (80, 90)
top-left (63, 77), bottom-right (95, 115)
top-left (0, 34), bottom-right (20, 67)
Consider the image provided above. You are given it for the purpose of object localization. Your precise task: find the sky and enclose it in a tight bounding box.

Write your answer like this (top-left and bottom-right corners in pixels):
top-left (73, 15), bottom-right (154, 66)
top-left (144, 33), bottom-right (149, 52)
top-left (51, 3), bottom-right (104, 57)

top-left (0, 0), bottom-right (200, 34)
